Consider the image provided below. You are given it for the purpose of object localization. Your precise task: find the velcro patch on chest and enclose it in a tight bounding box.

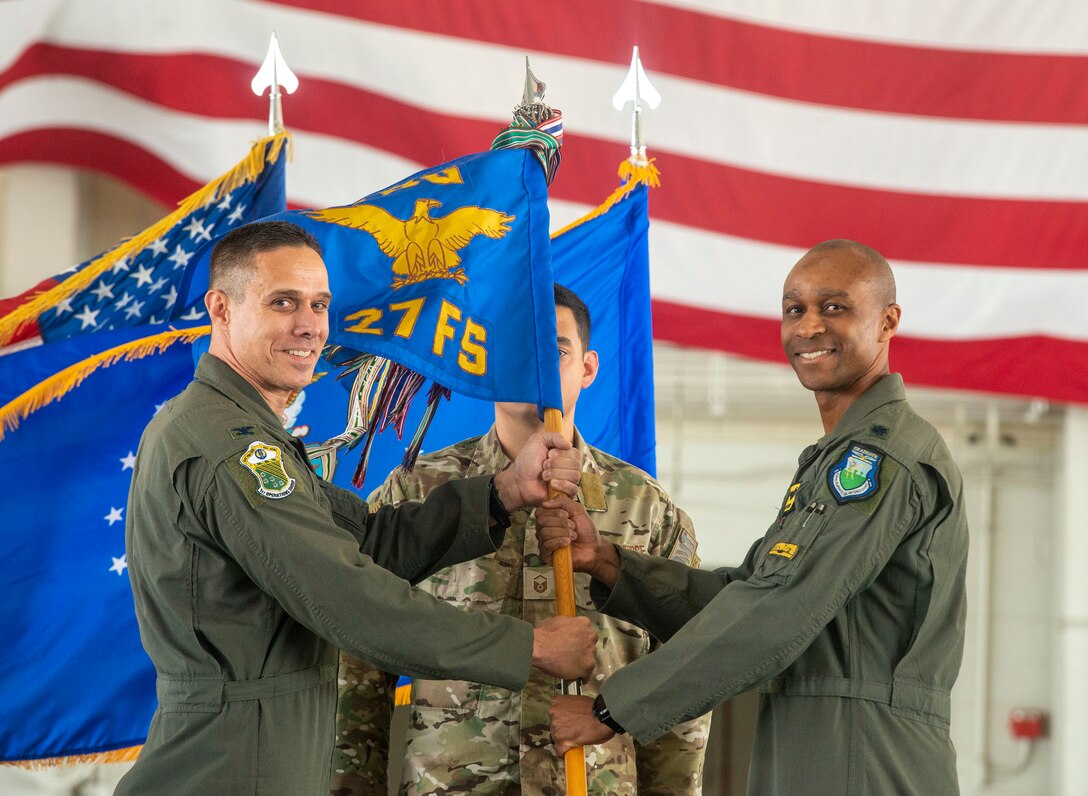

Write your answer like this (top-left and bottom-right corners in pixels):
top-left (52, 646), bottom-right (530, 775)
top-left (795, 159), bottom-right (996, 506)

top-left (768, 542), bottom-right (799, 559)
top-left (828, 442), bottom-right (884, 504)
top-left (239, 441), bottom-right (296, 499)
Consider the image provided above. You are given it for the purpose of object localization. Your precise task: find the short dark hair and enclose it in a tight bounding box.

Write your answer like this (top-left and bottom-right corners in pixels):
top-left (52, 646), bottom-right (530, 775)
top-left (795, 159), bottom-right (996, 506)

top-left (210, 221), bottom-right (322, 301)
top-left (807, 238), bottom-right (896, 305)
top-left (554, 283), bottom-right (591, 351)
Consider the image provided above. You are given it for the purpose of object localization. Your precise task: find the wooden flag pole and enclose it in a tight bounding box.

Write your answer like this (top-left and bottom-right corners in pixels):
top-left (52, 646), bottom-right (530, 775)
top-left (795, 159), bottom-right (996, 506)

top-left (543, 406), bottom-right (588, 796)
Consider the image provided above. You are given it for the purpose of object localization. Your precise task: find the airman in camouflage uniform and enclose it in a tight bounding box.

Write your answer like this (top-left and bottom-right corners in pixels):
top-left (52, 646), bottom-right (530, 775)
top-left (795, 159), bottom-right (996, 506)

top-left (331, 428), bottom-right (709, 796)
top-left (331, 285), bottom-right (710, 795)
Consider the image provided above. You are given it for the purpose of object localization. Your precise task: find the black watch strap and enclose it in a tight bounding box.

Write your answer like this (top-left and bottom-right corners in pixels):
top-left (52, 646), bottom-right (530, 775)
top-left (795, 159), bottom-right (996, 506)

top-left (488, 477), bottom-right (512, 530)
top-left (592, 694), bottom-right (626, 734)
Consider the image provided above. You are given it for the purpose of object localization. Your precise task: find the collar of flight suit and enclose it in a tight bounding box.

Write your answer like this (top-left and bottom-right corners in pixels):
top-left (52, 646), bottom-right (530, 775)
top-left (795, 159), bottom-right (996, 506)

top-left (813, 374), bottom-right (905, 454)
top-left (193, 352), bottom-right (296, 451)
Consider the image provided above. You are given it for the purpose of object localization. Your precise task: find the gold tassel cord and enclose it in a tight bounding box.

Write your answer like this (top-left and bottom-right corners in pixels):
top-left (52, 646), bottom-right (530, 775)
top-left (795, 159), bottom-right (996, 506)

top-left (3, 745), bottom-right (143, 770)
top-left (0, 326), bottom-right (210, 440)
top-left (550, 158), bottom-right (661, 239)
top-left (0, 132), bottom-right (291, 346)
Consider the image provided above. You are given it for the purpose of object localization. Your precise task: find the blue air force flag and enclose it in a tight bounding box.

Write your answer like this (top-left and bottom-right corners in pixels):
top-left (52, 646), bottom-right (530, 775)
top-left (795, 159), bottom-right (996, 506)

top-left (179, 148), bottom-right (561, 412)
top-left (0, 327), bottom-right (200, 762)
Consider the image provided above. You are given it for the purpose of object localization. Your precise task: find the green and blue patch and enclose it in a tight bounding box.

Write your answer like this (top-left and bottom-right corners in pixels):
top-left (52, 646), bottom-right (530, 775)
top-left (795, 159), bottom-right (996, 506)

top-left (828, 443), bottom-right (884, 504)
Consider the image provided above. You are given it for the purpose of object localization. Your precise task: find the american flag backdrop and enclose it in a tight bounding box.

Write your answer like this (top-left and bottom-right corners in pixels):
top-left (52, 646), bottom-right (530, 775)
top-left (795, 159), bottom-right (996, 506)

top-left (2, 0), bottom-right (1087, 403)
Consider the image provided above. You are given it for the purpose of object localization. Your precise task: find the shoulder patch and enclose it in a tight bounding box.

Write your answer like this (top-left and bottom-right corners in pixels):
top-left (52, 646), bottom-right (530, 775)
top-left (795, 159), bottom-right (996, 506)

top-left (668, 528), bottom-right (699, 567)
top-left (239, 441), bottom-right (296, 499)
top-left (229, 425), bottom-right (257, 440)
top-left (828, 442), bottom-right (884, 504)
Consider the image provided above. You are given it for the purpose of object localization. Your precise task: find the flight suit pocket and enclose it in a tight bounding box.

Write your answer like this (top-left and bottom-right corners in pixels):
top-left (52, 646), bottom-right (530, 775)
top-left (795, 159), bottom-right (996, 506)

top-left (753, 501), bottom-right (833, 584)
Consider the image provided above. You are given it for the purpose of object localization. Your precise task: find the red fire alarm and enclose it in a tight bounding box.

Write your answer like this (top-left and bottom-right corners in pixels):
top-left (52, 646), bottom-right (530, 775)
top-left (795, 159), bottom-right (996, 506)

top-left (1009, 708), bottom-right (1047, 739)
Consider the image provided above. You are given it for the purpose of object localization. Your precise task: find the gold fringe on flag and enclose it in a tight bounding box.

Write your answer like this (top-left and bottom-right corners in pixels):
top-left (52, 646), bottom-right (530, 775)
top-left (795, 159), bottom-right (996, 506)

top-left (0, 132), bottom-right (291, 346)
top-left (4, 744), bottom-right (144, 770)
top-left (550, 157), bottom-right (661, 238)
top-left (0, 326), bottom-right (210, 441)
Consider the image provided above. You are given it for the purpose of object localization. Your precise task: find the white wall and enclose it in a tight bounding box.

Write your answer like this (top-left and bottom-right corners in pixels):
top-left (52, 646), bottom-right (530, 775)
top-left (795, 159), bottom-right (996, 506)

top-left (0, 165), bottom-right (81, 294)
top-left (1056, 407), bottom-right (1088, 796)
top-left (0, 165), bottom-right (166, 297)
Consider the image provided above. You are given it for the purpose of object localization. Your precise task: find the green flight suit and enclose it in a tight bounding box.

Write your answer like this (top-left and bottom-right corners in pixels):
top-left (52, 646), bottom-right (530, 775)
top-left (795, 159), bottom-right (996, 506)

top-left (594, 375), bottom-right (968, 795)
top-left (117, 354), bottom-right (533, 796)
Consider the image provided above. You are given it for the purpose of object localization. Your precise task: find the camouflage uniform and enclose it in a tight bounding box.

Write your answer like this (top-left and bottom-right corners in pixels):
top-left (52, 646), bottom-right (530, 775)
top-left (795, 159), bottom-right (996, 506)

top-left (330, 427), bottom-right (709, 796)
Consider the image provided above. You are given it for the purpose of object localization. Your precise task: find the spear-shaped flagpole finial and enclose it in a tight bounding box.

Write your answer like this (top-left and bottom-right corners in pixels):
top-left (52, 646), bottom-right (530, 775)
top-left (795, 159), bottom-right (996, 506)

top-left (522, 56), bottom-right (546, 106)
top-left (491, 56), bottom-right (564, 183)
top-left (611, 46), bottom-right (661, 165)
top-left (251, 32), bottom-right (299, 135)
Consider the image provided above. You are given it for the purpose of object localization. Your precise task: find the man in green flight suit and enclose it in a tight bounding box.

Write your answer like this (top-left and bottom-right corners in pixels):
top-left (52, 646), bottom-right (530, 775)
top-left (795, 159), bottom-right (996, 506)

top-left (117, 221), bottom-right (598, 796)
top-left (330, 285), bottom-right (710, 796)
top-left (540, 240), bottom-right (969, 795)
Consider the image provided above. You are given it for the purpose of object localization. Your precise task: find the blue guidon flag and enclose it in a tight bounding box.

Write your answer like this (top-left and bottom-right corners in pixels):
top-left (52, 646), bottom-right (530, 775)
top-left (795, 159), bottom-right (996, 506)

top-left (828, 443), bottom-right (884, 504)
top-left (179, 148), bottom-right (561, 412)
top-left (273, 178), bottom-right (660, 495)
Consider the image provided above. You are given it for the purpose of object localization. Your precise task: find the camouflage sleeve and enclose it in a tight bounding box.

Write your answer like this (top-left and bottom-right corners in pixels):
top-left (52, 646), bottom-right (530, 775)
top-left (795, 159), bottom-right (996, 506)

top-left (365, 465), bottom-right (425, 508)
top-left (330, 652), bottom-right (395, 795)
top-left (646, 494), bottom-right (701, 569)
top-left (332, 468), bottom-right (431, 795)
top-left (636, 489), bottom-right (711, 794)
top-left (634, 714), bottom-right (712, 796)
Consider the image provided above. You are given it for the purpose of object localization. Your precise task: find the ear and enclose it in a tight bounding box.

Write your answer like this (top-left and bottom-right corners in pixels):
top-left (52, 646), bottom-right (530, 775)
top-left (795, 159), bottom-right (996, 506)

top-left (581, 349), bottom-right (600, 389)
top-left (879, 303), bottom-right (902, 342)
top-left (205, 290), bottom-right (230, 327)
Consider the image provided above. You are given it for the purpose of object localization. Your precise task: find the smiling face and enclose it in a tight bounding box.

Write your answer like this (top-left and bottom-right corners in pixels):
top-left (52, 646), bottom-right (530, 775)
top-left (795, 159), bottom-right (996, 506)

top-left (780, 244), bottom-right (900, 419)
top-left (206, 244), bottom-right (332, 417)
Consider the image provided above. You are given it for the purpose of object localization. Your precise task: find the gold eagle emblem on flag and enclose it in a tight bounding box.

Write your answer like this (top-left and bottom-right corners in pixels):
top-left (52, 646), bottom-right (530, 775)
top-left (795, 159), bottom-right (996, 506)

top-left (304, 199), bottom-right (515, 289)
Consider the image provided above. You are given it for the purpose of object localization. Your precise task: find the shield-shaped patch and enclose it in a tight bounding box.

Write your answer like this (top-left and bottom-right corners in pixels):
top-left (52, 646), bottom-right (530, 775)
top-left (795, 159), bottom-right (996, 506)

top-left (828, 443), bottom-right (883, 504)
top-left (239, 441), bottom-right (296, 499)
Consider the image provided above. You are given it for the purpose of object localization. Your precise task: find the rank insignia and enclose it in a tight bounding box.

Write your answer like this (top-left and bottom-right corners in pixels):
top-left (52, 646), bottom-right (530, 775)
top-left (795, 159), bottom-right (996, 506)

top-left (239, 441), bottom-right (296, 499)
top-left (828, 443), bottom-right (883, 504)
top-left (523, 568), bottom-right (554, 600)
top-left (229, 425), bottom-right (257, 439)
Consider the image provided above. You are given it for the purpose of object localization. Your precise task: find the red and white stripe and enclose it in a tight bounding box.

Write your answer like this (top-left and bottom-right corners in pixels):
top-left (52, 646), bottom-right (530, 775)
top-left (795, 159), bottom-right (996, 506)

top-left (2, 0), bottom-right (1086, 401)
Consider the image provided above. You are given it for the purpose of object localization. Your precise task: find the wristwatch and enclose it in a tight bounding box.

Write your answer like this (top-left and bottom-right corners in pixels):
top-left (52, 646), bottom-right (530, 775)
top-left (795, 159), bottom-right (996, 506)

top-left (592, 694), bottom-right (626, 734)
top-left (488, 477), bottom-right (512, 530)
